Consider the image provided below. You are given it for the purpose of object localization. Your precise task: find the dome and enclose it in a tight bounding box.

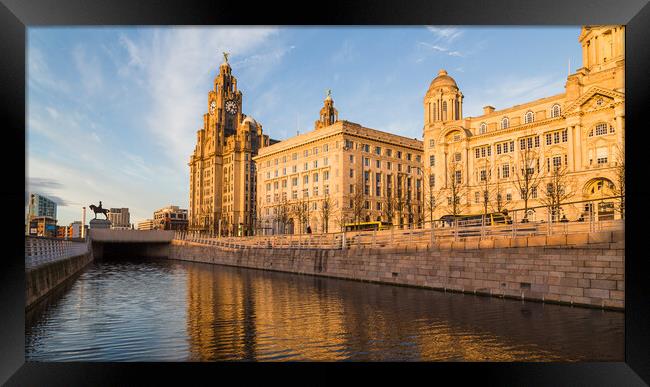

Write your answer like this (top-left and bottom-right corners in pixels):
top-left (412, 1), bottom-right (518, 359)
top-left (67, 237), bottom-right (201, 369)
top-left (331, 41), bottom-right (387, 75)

top-left (427, 69), bottom-right (458, 92)
top-left (242, 116), bottom-right (257, 126)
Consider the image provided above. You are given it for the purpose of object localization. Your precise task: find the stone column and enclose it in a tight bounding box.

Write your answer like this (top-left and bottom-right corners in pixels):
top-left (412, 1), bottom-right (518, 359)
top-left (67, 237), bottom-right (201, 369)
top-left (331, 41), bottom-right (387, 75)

top-left (568, 125), bottom-right (576, 172)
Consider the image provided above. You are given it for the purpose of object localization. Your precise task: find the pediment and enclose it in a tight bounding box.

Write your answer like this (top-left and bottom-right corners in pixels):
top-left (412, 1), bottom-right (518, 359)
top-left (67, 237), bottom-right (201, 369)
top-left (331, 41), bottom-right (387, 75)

top-left (564, 86), bottom-right (624, 114)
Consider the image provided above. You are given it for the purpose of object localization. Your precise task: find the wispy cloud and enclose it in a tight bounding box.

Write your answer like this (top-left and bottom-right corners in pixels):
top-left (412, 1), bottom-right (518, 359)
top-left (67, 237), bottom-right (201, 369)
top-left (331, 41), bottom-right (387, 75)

top-left (464, 73), bottom-right (566, 116)
top-left (331, 40), bottom-right (359, 64)
top-left (73, 45), bottom-right (104, 94)
top-left (418, 41), bottom-right (465, 57)
top-left (426, 26), bottom-right (463, 43)
top-left (125, 27), bottom-right (279, 171)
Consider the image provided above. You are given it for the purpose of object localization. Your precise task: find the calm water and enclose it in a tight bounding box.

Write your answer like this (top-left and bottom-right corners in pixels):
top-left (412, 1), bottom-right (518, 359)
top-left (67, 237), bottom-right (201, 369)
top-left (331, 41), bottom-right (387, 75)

top-left (25, 258), bottom-right (624, 361)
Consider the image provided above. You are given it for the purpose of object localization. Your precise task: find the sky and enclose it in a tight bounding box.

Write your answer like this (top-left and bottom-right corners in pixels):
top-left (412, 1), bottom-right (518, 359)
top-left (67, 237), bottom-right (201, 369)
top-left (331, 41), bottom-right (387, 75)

top-left (26, 26), bottom-right (583, 226)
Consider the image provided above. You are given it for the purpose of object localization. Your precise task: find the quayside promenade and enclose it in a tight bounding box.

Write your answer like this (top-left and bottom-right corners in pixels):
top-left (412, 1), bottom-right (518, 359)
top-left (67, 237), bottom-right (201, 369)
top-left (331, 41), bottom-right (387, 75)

top-left (171, 218), bottom-right (624, 310)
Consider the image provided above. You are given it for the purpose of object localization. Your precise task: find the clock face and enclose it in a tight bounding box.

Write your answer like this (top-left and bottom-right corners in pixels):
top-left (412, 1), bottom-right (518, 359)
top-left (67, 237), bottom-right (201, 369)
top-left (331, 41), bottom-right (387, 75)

top-left (225, 100), bottom-right (238, 115)
top-left (210, 101), bottom-right (216, 115)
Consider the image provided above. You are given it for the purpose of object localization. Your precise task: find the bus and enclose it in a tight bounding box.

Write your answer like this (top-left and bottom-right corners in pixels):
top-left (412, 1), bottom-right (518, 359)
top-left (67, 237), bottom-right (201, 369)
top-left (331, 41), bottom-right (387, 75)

top-left (343, 221), bottom-right (393, 232)
top-left (439, 212), bottom-right (512, 227)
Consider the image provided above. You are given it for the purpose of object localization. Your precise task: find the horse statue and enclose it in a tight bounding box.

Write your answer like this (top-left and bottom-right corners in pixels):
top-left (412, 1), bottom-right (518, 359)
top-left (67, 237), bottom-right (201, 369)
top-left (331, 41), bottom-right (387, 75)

top-left (89, 201), bottom-right (110, 220)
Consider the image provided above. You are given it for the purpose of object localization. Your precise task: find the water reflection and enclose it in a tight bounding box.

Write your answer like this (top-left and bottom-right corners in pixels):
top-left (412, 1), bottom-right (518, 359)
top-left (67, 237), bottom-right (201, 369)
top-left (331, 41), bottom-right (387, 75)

top-left (26, 259), bottom-right (623, 361)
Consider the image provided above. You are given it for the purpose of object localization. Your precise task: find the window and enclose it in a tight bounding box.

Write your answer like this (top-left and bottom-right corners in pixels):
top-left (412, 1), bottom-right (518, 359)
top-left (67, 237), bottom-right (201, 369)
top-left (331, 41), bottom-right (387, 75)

top-left (501, 117), bottom-right (509, 129)
top-left (597, 147), bottom-right (608, 164)
top-left (324, 157), bottom-right (329, 166)
top-left (375, 146), bottom-right (381, 155)
top-left (531, 186), bottom-right (538, 199)
top-left (324, 144), bottom-right (329, 152)
top-left (376, 202), bottom-right (382, 210)
top-left (292, 153), bottom-right (297, 160)
top-left (429, 174), bottom-right (435, 187)
top-left (363, 144), bottom-right (370, 152)
top-left (474, 191), bottom-right (480, 204)
top-left (303, 175), bottom-right (309, 184)
top-left (562, 129), bottom-right (568, 142)
top-left (479, 123), bottom-right (487, 134)
top-left (345, 139), bottom-right (353, 149)
top-left (292, 165), bottom-right (297, 173)
top-left (324, 171), bottom-right (329, 180)
top-left (455, 170), bottom-right (462, 184)
top-left (273, 181), bottom-right (279, 190)
top-left (376, 160), bottom-right (381, 168)
top-left (595, 123), bottom-right (608, 136)
top-left (313, 147), bottom-right (318, 155)
top-left (429, 155), bottom-right (435, 167)
top-left (407, 153), bottom-right (412, 161)
top-left (453, 134), bottom-right (461, 142)
top-left (454, 152), bottom-right (461, 162)
top-left (429, 139), bottom-right (435, 148)
top-left (552, 156), bottom-right (562, 171)
top-left (397, 151), bottom-right (402, 159)
top-left (553, 132), bottom-right (560, 144)
top-left (496, 143), bottom-right (502, 154)
top-left (282, 179), bottom-right (287, 188)
top-left (551, 104), bottom-right (561, 118)
top-left (313, 173), bottom-right (319, 183)
top-left (480, 169), bottom-right (487, 181)
top-left (506, 192), bottom-right (512, 201)
top-left (304, 163), bottom-right (308, 171)
top-left (313, 160), bottom-right (318, 168)
top-left (304, 150), bottom-right (309, 157)
top-left (282, 168), bottom-right (286, 175)
top-left (387, 161), bottom-right (392, 170)
top-left (350, 184), bottom-right (354, 194)
top-left (349, 169), bottom-right (354, 178)
top-left (546, 133), bottom-right (552, 145)
top-left (502, 164), bottom-right (510, 178)
top-left (292, 177), bottom-right (298, 186)
top-left (364, 157), bottom-right (370, 167)
top-left (525, 111), bottom-right (534, 124)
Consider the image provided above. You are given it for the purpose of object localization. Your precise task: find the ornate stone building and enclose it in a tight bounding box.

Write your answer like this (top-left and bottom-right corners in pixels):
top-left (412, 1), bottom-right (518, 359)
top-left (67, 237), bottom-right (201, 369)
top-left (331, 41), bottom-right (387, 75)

top-left (423, 26), bottom-right (625, 223)
top-left (189, 54), bottom-right (273, 235)
top-left (255, 93), bottom-right (424, 235)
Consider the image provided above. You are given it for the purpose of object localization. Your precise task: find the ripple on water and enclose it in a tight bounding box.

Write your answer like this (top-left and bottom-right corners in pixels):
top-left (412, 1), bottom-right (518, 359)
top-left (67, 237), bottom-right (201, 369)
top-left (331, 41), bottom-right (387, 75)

top-left (25, 259), bottom-right (624, 362)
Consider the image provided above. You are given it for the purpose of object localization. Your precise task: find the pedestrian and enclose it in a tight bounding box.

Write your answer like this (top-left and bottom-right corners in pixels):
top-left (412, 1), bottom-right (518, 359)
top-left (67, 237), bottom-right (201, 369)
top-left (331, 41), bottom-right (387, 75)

top-left (306, 225), bottom-right (312, 234)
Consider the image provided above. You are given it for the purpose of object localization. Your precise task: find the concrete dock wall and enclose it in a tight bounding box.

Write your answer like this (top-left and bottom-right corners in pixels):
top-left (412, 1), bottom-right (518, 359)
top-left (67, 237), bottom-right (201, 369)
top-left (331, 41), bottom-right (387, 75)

top-left (169, 230), bottom-right (624, 310)
top-left (25, 251), bottom-right (93, 309)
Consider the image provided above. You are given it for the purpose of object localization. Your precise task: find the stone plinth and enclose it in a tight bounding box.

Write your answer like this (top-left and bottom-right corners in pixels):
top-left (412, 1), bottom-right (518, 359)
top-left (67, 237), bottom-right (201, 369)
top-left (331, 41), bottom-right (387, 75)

top-left (89, 219), bottom-right (112, 229)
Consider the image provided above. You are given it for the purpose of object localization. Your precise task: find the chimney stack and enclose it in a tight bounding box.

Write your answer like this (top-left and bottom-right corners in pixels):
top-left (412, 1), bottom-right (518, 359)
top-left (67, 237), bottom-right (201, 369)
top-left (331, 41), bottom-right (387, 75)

top-left (483, 106), bottom-right (495, 115)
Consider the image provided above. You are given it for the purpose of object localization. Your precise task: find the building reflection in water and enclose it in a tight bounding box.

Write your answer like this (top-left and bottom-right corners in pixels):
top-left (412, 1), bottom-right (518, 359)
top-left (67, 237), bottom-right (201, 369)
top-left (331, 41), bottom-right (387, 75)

top-left (185, 262), bottom-right (623, 361)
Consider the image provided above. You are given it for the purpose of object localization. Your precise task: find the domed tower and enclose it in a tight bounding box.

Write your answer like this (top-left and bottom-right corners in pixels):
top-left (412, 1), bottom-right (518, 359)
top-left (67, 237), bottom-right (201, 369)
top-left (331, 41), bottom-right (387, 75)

top-left (314, 89), bottom-right (339, 130)
top-left (423, 69), bottom-right (463, 126)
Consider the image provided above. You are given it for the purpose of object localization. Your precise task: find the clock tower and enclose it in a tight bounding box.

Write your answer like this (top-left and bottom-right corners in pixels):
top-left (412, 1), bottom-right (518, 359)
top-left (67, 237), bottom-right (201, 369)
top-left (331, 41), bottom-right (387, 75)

top-left (189, 53), bottom-right (271, 235)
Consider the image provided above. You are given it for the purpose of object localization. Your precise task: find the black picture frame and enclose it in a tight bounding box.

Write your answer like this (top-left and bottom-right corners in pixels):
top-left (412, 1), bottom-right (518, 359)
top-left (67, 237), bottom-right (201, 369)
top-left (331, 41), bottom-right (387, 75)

top-left (1, 0), bottom-right (649, 385)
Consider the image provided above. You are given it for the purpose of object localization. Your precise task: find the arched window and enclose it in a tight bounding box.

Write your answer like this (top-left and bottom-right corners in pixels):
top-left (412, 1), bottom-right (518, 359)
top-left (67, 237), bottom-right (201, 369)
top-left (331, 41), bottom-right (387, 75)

top-left (479, 123), bottom-right (487, 134)
top-left (551, 104), bottom-right (561, 118)
top-left (432, 103), bottom-right (437, 121)
top-left (501, 117), bottom-right (509, 129)
top-left (524, 111), bottom-right (534, 124)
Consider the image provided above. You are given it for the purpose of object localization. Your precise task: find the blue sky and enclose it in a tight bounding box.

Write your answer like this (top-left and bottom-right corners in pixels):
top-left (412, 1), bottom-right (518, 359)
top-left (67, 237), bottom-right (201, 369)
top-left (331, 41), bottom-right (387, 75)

top-left (27, 26), bottom-right (582, 226)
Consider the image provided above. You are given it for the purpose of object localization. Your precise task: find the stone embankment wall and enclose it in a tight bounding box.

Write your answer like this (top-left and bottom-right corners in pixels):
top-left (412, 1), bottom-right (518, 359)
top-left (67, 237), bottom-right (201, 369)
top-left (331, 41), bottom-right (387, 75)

top-left (26, 251), bottom-right (93, 309)
top-left (170, 230), bottom-right (624, 310)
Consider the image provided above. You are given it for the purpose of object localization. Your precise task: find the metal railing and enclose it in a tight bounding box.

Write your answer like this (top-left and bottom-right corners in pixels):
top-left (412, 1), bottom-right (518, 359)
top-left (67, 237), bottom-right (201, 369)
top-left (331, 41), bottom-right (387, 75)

top-left (174, 197), bottom-right (624, 250)
top-left (25, 236), bottom-right (90, 270)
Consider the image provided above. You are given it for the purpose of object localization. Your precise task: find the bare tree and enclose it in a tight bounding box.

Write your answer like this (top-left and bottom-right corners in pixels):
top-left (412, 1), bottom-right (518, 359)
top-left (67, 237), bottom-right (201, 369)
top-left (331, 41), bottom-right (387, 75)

top-left (613, 144), bottom-right (625, 219)
top-left (490, 170), bottom-right (507, 214)
top-left (444, 159), bottom-right (467, 217)
top-left (514, 146), bottom-right (543, 222)
top-left (292, 195), bottom-right (311, 234)
top-left (423, 167), bottom-right (441, 227)
top-left (274, 197), bottom-right (291, 234)
top-left (349, 171), bottom-right (367, 226)
top-left (320, 192), bottom-right (334, 233)
top-left (539, 165), bottom-right (575, 222)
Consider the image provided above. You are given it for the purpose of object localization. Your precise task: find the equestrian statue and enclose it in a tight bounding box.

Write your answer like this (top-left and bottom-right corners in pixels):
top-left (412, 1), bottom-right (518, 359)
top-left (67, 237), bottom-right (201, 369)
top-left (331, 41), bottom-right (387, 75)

top-left (89, 201), bottom-right (110, 220)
